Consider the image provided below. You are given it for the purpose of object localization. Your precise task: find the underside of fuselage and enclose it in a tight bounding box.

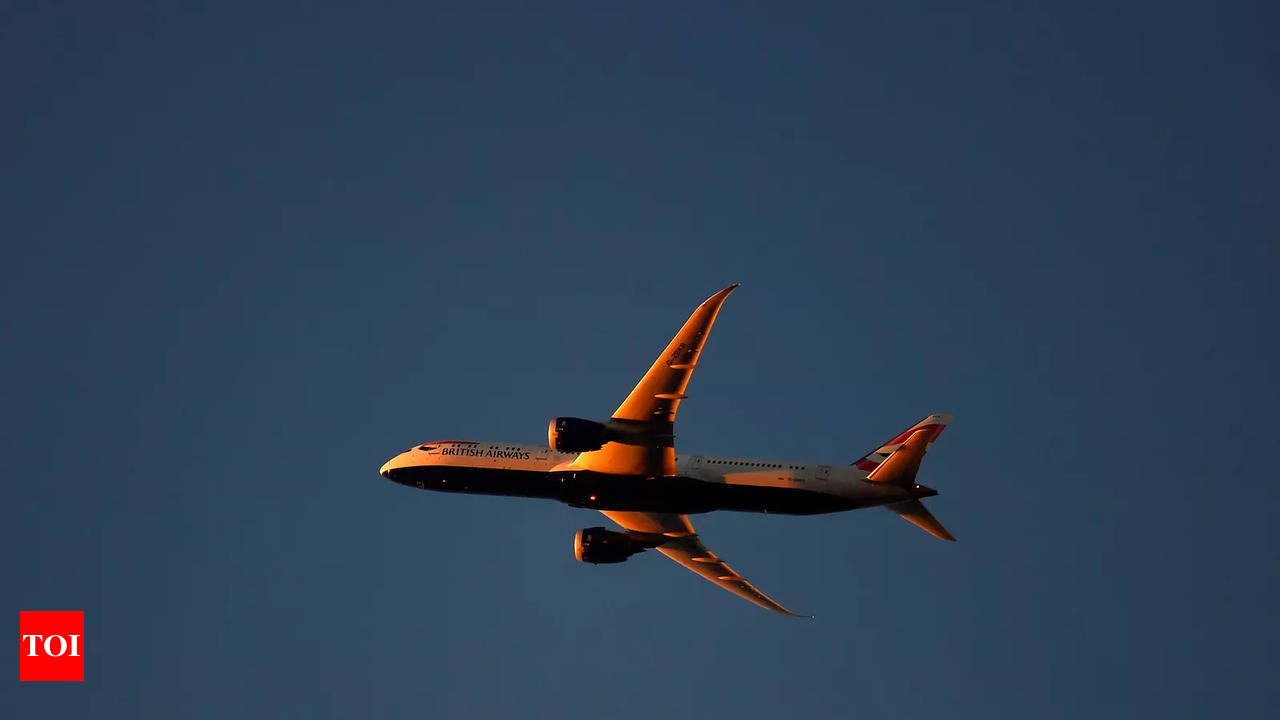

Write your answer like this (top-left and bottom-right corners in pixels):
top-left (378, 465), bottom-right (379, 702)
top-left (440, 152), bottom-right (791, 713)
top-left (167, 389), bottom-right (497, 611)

top-left (384, 465), bottom-right (864, 515)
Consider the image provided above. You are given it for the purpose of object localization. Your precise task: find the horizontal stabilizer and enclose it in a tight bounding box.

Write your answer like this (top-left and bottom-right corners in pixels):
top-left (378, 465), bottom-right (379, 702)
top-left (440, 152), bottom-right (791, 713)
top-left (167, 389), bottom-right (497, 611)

top-left (887, 499), bottom-right (955, 541)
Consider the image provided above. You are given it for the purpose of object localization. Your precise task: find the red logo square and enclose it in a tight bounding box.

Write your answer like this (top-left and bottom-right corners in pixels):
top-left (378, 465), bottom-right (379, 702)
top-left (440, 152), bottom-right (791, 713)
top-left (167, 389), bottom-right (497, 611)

top-left (19, 611), bottom-right (84, 681)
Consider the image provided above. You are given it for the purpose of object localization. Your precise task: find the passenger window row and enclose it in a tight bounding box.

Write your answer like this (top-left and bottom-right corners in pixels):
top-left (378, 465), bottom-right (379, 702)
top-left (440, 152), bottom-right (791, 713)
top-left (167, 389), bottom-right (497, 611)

top-left (704, 459), bottom-right (805, 470)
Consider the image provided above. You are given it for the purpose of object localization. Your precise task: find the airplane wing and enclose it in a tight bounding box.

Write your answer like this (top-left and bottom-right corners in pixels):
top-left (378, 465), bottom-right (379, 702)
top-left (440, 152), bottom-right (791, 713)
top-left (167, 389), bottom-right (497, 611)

top-left (601, 510), bottom-right (807, 617)
top-left (611, 283), bottom-right (738, 423)
top-left (571, 284), bottom-right (738, 477)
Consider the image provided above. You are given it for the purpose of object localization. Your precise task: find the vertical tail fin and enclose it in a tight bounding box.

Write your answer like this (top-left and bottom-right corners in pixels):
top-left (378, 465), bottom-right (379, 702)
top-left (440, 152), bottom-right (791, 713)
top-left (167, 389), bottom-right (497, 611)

top-left (855, 414), bottom-right (956, 541)
top-left (853, 413), bottom-right (952, 474)
top-left (865, 428), bottom-right (933, 486)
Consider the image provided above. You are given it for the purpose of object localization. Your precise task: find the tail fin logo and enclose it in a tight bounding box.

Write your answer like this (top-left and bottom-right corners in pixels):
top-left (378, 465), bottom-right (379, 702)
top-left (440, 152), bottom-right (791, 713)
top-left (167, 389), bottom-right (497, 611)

top-left (854, 414), bottom-right (952, 473)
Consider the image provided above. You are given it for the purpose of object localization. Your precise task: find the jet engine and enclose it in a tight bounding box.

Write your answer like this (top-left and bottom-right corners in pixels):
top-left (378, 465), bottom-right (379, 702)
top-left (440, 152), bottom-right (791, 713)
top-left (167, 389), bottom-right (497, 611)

top-left (548, 417), bottom-right (613, 453)
top-left (573, 527), bottom-right (647, 564)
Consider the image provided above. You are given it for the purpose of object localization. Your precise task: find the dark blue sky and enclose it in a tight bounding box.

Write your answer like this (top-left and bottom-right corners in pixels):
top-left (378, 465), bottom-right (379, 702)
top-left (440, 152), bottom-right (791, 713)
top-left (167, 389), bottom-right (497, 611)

top-left (5, 2), bottom-right (1277, 717)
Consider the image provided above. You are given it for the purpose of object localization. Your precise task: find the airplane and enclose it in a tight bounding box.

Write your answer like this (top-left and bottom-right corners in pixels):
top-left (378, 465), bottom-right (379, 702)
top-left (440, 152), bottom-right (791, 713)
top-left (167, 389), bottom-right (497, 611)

top-left (378, 285), bottom-right (955, 616)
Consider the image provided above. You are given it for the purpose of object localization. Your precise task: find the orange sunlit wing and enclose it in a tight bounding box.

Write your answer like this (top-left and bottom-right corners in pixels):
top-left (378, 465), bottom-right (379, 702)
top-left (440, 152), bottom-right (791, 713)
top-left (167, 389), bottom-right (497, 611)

top-left (611, 284), bottom-right (738, 423)
top-left (602, 511), bottom-right (807, 617)
top-left (571, 285), bottom-right (738, 477)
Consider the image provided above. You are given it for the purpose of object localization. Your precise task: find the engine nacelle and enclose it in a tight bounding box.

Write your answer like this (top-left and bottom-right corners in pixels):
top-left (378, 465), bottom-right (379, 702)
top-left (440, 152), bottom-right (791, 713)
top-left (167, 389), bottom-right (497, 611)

top-left (573, 527), bottom-right (646, 564)
top-left (548, 417), bottom-right (613, 453)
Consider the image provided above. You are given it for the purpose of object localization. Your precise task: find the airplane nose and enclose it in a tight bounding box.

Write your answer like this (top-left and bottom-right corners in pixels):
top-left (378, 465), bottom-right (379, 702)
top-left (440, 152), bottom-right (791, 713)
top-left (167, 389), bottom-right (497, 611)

top-left (379, 459), bottom-right (394, 479)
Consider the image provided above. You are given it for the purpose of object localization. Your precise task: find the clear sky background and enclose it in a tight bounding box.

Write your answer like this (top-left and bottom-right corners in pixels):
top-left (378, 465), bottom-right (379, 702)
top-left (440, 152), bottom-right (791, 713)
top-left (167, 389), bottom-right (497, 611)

top-left (4, 2), bottom-right (1277, 718)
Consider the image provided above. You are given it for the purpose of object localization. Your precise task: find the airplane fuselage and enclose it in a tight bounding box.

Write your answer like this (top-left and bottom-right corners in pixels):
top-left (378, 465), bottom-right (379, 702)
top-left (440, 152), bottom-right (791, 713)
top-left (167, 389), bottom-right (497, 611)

top-left (380, 440), bottom-right (923, 515)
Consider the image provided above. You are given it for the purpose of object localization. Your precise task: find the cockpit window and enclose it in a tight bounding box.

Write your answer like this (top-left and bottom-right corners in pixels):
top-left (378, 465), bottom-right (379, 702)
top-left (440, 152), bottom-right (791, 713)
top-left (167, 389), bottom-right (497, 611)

top-left (417, 445), bottom-right (435, 451)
